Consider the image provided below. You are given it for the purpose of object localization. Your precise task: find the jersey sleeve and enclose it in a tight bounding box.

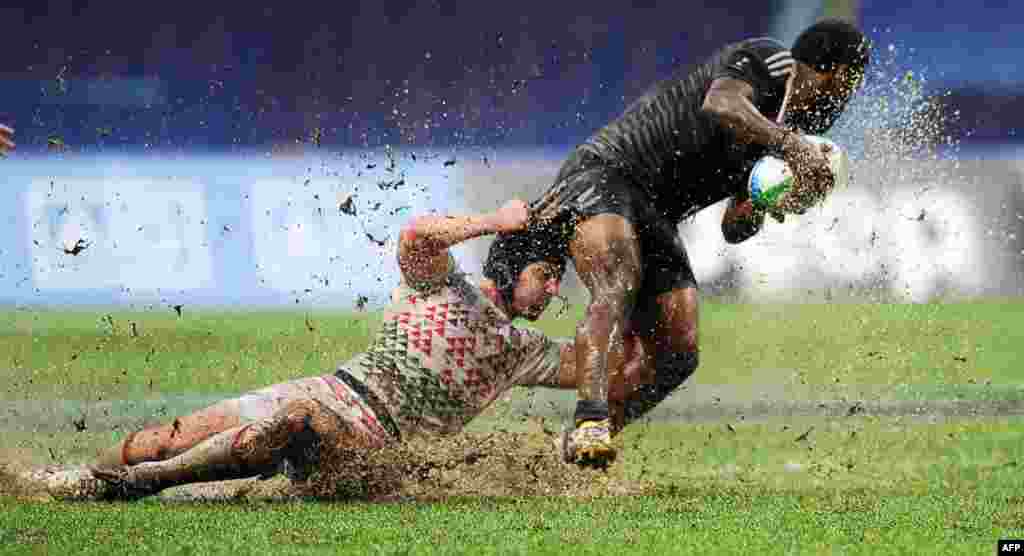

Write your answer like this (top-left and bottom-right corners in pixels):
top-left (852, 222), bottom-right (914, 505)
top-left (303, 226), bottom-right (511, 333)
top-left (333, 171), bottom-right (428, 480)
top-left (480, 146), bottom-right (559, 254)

top-left (398, 251), bottom-right (459, 295)
top-left (505, 328), bottom-right (568, 388)
top-left (711, 38), bottom-right (794, 114)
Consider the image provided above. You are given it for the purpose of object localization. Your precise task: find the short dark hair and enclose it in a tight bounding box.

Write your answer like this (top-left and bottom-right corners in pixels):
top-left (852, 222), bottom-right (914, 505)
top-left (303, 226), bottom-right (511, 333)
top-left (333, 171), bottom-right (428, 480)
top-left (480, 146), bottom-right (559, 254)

top-left (792, 18), bottom-right (870, 74)
top-left (482, 227), bottom-right (567, 306)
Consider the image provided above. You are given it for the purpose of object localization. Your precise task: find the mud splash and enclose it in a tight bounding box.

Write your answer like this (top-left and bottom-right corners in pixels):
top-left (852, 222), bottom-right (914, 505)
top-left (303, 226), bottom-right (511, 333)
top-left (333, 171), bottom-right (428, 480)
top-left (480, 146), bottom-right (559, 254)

top-left (0, 426), bottom-right (652, 503)
top-left (297, 426), bottom-right (650, 502)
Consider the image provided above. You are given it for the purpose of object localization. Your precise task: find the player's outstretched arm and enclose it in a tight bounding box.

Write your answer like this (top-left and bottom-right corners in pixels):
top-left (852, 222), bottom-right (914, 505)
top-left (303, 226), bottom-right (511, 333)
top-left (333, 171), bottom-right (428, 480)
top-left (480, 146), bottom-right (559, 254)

top-left (0, 124), bottom-right (15, 156)
top-left (397, 200), bottom-right (529, 284)
top-left (516, 333), bottom-right (653, 398)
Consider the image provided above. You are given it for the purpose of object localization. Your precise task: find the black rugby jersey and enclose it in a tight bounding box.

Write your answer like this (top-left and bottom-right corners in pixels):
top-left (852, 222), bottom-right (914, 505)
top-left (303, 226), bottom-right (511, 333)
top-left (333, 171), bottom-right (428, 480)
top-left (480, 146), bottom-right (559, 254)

top-left (581, 37), bottom-right (796, 223)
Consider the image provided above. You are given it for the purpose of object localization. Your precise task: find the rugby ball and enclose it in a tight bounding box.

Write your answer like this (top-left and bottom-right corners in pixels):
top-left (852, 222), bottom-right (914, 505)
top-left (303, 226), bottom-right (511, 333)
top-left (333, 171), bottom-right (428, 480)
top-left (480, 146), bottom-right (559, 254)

top-left (748, 135), bottom-right (849, 211)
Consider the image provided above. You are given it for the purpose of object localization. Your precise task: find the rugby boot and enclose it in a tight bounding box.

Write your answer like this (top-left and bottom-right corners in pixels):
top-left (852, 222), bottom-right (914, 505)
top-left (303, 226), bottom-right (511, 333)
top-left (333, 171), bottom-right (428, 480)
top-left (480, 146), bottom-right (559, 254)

top-left (566, 419), bottom-right (616, 468)
top-left (17, 465), bottom-right (113, 501)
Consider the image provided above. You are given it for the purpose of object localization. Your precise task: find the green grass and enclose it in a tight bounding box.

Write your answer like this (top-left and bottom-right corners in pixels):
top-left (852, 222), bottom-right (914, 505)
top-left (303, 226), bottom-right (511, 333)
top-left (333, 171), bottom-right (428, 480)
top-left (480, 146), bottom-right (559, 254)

top-left (2, 417), bottom-right (1023, 555)
top-left (696, 301), bottom-right (1024, 401)
top-left (0, 309), bottom-right (382, 398)
top-left (2, 302), bottom-right (1024, 554)
top-left (1, 301), bottom-right (1021, 401)
top-left (0, 485), bottom-right (1021, 555)
top-left (627, 418), bottom-right (1024, 492)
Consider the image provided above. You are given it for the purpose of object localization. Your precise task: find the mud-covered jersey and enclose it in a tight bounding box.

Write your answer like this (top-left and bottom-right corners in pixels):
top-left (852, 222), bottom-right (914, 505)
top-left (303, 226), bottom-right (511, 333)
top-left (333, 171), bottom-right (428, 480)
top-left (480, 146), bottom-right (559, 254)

top-left (581, 37), bottom-right (795, 223)
top-left (339, 254), bottom-right (566, 438)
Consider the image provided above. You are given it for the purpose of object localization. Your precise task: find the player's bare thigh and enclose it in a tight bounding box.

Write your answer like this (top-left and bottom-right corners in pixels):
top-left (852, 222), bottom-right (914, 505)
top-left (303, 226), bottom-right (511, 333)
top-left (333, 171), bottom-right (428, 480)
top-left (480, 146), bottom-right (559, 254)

top-left (568, 213), bottom-right (643, 289)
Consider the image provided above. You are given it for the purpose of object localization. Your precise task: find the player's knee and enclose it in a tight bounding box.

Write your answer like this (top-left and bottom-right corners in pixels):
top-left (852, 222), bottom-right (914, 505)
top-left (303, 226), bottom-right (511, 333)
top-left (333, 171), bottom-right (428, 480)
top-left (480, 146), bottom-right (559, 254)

top-left (584, 282), bottom-right (639, 326)
top-left (231, 398), bottom-right (321, 460)
top-left (581, 301), bottom-right (615, 331)
top-left (679, 330), bottom-right (699, 355)
top-left (656, 317), bottom-right (699, 358)
top-left (281, 398), bottom-right (347, 440)
top-left (231, 422), bottom-right (265, 459)
top-left (282, 398), bottom-right (318, 418)
top-left (280, 399), bottom-right (322, 433)
top-left (601, 258), bottom-right (642, 297)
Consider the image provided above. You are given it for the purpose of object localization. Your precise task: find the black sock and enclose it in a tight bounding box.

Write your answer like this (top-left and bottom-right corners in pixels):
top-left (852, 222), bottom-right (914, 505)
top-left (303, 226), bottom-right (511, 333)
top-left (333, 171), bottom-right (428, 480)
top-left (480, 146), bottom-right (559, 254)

top-left (574, 400), bottom-right (609, 425)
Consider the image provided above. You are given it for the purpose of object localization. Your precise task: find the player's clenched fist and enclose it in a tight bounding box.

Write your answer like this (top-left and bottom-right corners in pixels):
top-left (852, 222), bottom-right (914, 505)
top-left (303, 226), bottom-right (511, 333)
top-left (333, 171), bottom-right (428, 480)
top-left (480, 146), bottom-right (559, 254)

top-left (0, 124), bottom-right (14, 157)
top-left (779, 132), bottom-right (835, 214)
top-left (490, 199), bottom-right (531, 233)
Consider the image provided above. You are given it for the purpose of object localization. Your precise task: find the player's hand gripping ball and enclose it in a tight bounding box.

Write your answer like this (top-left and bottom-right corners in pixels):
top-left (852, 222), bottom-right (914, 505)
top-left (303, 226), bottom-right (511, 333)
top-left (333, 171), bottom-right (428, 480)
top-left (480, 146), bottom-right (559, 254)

top-left (748, 135), bottom-right (848, 213)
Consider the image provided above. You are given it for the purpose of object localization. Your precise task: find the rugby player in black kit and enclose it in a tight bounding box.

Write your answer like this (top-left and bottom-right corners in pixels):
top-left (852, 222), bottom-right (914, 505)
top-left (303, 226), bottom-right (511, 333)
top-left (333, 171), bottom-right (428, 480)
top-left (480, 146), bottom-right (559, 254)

top-left (482, 19), bottom-right (871, 466)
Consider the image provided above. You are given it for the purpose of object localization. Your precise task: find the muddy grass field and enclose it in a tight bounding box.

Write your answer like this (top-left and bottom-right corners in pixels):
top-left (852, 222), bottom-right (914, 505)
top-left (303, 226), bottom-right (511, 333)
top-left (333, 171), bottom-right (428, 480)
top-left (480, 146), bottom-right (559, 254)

top-left (1, 302), bottom-right (1023, 554)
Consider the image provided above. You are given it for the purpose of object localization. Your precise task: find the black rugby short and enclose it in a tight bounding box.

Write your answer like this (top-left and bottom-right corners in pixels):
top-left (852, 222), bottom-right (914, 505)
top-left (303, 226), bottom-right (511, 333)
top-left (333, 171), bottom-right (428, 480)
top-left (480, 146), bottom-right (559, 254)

top-left (531, 148), bottom-right (697, 296)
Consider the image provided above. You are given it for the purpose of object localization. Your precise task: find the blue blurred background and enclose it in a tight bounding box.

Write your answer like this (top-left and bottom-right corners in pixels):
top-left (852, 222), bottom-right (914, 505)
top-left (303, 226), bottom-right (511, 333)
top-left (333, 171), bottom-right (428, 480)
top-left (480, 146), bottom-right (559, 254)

top-left (1, 1), bottom-right (1022, 308)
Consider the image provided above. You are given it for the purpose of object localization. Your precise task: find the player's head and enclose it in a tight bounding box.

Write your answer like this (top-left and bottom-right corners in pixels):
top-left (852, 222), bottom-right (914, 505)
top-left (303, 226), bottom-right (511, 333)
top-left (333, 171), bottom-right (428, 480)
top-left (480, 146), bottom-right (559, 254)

top-left (483, 228), bottom-right (567, 321)
top-left (786, 18), bottom-right (870, 134)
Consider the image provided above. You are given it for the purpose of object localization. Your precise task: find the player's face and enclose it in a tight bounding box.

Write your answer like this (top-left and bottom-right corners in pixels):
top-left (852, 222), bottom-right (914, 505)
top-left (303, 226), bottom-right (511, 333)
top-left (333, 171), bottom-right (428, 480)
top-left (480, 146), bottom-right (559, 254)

top-left (787, 63), bottom-right (863, 135)
top-left (509, 262), bottom-right (561, 321)
top-left (822, 64), bottom-right (864, 109)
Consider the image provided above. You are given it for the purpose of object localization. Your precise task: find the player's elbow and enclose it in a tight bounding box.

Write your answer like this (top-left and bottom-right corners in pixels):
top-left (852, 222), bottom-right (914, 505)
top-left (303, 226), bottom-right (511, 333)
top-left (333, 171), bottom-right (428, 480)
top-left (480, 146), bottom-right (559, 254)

top-left (702, 85), bottom-right (748, 130)
top-left (701, 93), bottom-right (722, 118)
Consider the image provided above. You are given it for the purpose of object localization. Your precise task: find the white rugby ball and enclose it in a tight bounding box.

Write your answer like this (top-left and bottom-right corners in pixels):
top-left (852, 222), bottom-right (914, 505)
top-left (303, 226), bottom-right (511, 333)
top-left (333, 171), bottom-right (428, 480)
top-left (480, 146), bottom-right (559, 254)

top-left (748, 136), bottom-right (849, 210)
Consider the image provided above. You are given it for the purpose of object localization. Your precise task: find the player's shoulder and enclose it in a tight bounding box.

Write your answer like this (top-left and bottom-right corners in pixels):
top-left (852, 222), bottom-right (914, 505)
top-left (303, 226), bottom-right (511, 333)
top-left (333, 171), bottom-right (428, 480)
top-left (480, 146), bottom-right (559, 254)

top-left (715, 37), bottom-right (791, 67)
top-left (731, 36), bottom-right (789, 58)
top-left (398, 252), bottom-right (460, 293)
top-left (713, 36), bottom-right (795, 81)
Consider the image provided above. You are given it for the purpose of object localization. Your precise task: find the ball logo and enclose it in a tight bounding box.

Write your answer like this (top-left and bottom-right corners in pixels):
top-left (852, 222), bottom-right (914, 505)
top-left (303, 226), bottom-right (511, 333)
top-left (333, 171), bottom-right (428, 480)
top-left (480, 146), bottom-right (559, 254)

top-left (748, 156), bottom-right (793, 209)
